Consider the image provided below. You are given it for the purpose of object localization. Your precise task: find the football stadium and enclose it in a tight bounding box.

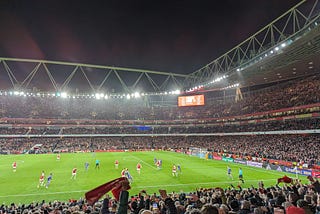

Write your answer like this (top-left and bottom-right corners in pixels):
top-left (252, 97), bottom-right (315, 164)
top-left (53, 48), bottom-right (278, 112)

top-left (1, 0), bottom-right (320, 214)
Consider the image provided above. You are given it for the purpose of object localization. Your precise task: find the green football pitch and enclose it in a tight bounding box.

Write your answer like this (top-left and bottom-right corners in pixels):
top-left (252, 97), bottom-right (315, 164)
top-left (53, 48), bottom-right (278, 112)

top-left (0, 151), bottom-right (306, 204)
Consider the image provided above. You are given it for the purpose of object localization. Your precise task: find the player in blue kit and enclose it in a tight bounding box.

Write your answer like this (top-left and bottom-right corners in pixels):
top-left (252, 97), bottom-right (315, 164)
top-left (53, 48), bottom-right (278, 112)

top-left (124, 168), bottom-right (133, 183)
top-left (46, 173), bottom-right (53, 188)
top-left (85, 162), bottom-right (89, 171)
top-left (177, 164), bottom-right (182, 175)
top-left (227, 166), bottom-right (233, 180)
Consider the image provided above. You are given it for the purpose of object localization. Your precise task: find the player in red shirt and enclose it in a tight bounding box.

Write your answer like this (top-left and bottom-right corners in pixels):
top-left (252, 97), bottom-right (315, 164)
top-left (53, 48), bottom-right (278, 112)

top-left (156, 160), bottom-right (161, 170)
top-left (12, 161), bottom-right (17, 172)
top-left (71, 167), bottom-right (77, 179)
top-left (115, 160), bottom-right (119, 169)
top-left (37, 170), bottom-right (45, 188)
top-left (172, 164), bottom-right (177, 177)
top-left (136, 162), bottom-right (142, 175)
top-left (121, 168), bottom-right (126, 177)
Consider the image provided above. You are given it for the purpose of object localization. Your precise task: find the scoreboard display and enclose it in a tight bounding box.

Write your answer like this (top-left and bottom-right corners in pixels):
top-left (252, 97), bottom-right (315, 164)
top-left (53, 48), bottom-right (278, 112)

top-left (178, 94), bottom-right (205, 107)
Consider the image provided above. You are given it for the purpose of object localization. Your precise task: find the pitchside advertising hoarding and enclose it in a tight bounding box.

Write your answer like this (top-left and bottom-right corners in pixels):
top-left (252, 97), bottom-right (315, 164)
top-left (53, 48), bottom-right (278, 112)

top-left (178, 94), bottom-right (205, 107)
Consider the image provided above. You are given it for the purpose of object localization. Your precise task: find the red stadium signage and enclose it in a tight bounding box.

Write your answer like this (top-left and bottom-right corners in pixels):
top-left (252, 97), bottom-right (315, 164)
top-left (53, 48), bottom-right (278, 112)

top-left (178, 94), bottom-right (205, 107)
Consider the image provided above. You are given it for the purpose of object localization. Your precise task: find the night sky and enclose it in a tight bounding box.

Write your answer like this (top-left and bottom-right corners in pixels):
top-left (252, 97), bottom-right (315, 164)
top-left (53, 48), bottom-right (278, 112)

top-left (0, 0), bottom-right (302, 75)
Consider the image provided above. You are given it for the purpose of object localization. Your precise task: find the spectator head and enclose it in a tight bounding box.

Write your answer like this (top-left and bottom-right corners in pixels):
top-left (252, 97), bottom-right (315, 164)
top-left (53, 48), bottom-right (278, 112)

top-left (199, 197), bottom-right (206, 204)
top-left (176, 205), bottom-right (185, 214)
top-left (288, 192), bottom-right (299, 205)
top-left (241, 200), bottom-right (251, 210)
top-left (229, 200), bottom-right (240, 211)
top-left (276, 194), bottom-right (286, 207)
top-left (140, 210), bottom-right (152, 214)
top-left (200, 204), bottom-right (218, 214)
top-left (219, 204), bottom-right (229, 213)
top-left (186, 205), bottom-right (193, 212)
top-left (189, 208), bottom-right (201, 214)
top-left (296, 199), bottom-right (308, 208)
top-left (130, 201), bottom-right (138, 211)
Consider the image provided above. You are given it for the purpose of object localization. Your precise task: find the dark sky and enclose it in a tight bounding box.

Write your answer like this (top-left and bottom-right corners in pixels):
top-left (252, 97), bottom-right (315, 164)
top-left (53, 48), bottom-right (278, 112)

top-left (0, 0), bottom-right (302, 75)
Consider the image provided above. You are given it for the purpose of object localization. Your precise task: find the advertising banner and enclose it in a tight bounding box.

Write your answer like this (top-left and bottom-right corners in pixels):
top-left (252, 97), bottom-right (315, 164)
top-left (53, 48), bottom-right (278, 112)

top-left (268, 159), bottom-right (293, 167)
top-left (234, 159), bottom-right (247, 165)
top-left (312, 170), bottom-right (320, 178)
top-left (247, 161), bottom-right (263, 168)
top-left (283, 166), bottom-right (312, 176)
top-left (222, 157), bottom-right (234, 163)
top-left (213, 155), bottom-right (222, 160)
top-left (265, 164), bottom-right (283, 171)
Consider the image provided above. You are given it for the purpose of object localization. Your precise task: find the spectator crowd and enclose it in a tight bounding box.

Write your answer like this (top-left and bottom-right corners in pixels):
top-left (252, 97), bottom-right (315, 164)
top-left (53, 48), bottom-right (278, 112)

top-left (0, 74), bottom-right (319, 121)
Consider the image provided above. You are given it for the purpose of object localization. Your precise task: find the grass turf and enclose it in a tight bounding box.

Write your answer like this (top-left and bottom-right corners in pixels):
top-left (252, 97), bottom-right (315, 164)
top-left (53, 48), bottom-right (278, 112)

top-left (0, 151), bottom-right (305, 204)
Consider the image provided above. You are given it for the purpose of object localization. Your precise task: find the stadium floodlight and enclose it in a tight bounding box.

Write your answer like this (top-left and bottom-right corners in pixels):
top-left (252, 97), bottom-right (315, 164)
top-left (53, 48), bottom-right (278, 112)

top-left (95, 93), bottom-right (104, 100)
top-left (281, 43), bottom-right (286, 48)
top-left (275, 47), bottom-right (279, 51)
top-left (173, 90), bottom-right (180, 95)
top-left (133, 92), bottom-right (140, 98)
top-left (61, 92), bottom-right (68, 98)
top-left (126, 94), bottom-right (131, 99)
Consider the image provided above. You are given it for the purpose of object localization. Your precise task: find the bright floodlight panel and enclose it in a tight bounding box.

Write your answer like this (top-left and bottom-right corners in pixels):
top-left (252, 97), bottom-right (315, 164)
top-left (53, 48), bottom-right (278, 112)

top-left (178, 94), bottom-right (205, 107)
